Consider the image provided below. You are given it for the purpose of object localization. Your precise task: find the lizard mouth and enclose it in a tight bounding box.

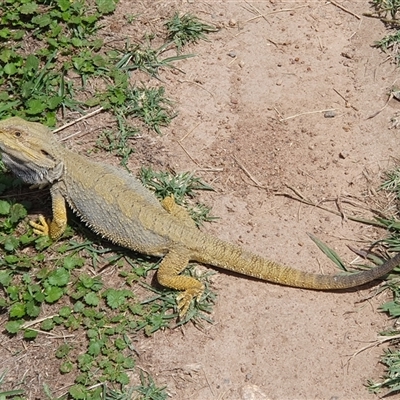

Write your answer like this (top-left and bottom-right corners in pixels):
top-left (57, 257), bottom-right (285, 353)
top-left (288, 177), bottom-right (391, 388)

top-left (1, 152), bottom-right (51, 185)
top-left (1, 151), bottom-right (63, 186)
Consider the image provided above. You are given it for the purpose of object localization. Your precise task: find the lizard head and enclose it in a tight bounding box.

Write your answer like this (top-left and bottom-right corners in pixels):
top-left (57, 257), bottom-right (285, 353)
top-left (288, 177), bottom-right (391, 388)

top-left (0, 117), bottom-right (64, 186)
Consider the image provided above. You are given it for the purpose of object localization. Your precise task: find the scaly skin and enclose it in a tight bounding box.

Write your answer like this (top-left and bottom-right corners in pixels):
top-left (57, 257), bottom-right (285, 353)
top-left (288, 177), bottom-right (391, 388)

top-left (0, 117), bottom-right (399, 316)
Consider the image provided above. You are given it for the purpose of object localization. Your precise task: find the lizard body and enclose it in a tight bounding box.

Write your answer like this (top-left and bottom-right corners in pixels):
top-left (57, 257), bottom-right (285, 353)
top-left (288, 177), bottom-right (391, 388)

top-left (0, 117), bottom-right (399, 316)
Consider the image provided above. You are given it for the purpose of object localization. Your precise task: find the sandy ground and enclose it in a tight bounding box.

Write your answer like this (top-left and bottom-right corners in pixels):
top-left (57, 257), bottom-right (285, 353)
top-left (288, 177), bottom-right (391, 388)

top-left (132, 1), bottom-right (400, 399)
top-left (3, 1), bottom-right (400, 399)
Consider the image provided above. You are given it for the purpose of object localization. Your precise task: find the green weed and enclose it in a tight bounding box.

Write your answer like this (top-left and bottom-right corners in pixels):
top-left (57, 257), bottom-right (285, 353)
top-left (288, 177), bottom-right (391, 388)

top-left (302, 162), bottom-right (400, 395)
top-left (96, 126), bottom-right (139, 168)
top-left (368, 0), bottom-right (400, 63)
top-left (338, 164), bottom-right (400, 394)
top-left (372, 0), bottom-right (400, 19)
top-left (165, 13), bottom-right (218, 52)
top-left (0, 1), bottom-right (214, 163)
top-left (113, 42), bottom-right (195, 76)
top-left (109, 86), bottom-right (175, 136)
top-left (375, 30), bottom-right (400, 63)
top-left (95, 84), bottom-right (176, 166)
top-left (382, 166), bottom-right (400, 194)
top-left (0, 371), bottom-right (24, 399)
top-left (131, 371), bottom-right (167, 400)
top-left (0, 0), bottom-right (114, 124)
top-left (139, 166), bottom-right (216, 226)
top-left (369, 348), bottom-right (400, 394)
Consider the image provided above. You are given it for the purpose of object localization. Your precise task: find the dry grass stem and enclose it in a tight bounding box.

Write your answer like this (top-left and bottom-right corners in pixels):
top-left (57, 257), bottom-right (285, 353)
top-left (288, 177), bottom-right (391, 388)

top-left (178, 80), bottom-right (214, 97)
top-left (23, 329), bottom-right (75, 338)
top-left (179, 122), bottom-right (202, 142)
top-left (21, 315), bottom-right (58, 329)
top-left (232, 155), bottom-right (269, 190)
top-left (279, 108), bottom-right (336, 122)
top-left (243, 1), bottom-right (269, 23)
top-left (53, 107), bottom-right (104, 133)
top-left (333, 88), bottom-right (358, 111)
top-left (244, 4), bottom-right (307, 23)
top-left (367, 91), bottom-right (393, 119)
top-left (329, 0), bottom-right (361, 19)
top-left (177, 141), bottom-right (202, 167)
top-left (279, 184), bottom-right (386, 228)
top-left (350, 333), bottom-right (400, 360)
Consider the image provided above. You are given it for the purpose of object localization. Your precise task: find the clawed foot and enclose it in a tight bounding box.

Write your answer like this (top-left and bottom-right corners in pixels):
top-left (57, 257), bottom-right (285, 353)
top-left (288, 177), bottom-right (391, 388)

top-left (161, 196), bottom-right (175, 212)
top-left (176, 287), bottom-right (204, 318)
top-left (29, 215), bottom-right (50, 236)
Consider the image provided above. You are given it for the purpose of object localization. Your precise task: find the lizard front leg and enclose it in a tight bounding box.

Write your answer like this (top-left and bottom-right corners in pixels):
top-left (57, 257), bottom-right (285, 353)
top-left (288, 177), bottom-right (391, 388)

top-left (157, 247), bottom-right (204, 317)
top-left (30, 185), bottom-right (67, 240)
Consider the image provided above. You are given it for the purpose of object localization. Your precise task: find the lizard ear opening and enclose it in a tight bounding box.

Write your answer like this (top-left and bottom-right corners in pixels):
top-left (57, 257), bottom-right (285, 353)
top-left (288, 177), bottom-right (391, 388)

top-left (41, 150), bottom-right (51, 157)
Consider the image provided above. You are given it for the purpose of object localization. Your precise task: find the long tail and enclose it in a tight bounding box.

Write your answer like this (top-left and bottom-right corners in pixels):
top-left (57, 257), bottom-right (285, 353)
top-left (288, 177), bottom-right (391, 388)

top-left (194, 233), bottom-right (400, 289)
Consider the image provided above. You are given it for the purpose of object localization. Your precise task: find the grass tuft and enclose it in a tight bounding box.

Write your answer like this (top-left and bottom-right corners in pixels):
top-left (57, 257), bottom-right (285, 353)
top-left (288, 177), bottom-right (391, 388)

top-left (165, 12), bottom-right (218, 52)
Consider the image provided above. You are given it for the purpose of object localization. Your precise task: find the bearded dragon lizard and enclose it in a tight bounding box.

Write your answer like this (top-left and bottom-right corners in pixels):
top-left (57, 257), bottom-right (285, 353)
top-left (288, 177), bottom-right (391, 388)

top-left (0, 117), bottom-right (398, 316)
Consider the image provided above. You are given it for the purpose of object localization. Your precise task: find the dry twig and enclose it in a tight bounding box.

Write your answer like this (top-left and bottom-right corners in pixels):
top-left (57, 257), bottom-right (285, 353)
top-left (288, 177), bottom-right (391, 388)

top-left (279, 108), bottom-right (336, 122)
top-left (350, 333), bottom-right (400, 360)
top-left (278, 184), bottom-right (387, 228)
top-left (244, 4), bottom-right (307, 23)
top-left (329, 0), bottom-right (361, 20)
top-left (178, 80), bottom-right (214, 97)
top-left (177, 141), bottom-right (201, 167)
top-left (367, 91), bottom-right (393, 119)
top-left (232, 155), bottom-right (269, 190)
top-left (53, 107), bottom-right (104, 133)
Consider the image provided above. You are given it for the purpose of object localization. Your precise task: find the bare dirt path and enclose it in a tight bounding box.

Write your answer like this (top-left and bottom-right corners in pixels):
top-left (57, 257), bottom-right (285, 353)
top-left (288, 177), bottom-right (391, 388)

top-left (123, 1), bottom-right (400, 399)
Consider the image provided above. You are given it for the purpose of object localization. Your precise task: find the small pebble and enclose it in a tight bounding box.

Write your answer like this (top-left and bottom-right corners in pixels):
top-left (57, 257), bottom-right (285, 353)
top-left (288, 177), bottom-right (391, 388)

top-left (324, 110), bottom-right (336, 118)
top-left (393, 90), bottom-right (400, 101)
top-left (229, 19), bottom-right (237, 27)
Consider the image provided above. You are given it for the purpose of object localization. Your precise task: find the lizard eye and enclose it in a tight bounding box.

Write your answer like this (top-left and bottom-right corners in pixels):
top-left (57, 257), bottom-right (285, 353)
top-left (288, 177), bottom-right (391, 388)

top-left (14, 131), bottom-right (22, 137)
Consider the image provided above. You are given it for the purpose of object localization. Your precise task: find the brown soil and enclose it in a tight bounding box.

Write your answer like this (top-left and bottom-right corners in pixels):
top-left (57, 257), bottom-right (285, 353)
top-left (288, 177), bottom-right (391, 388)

top-left (3, 1), bottom-right (400, 399)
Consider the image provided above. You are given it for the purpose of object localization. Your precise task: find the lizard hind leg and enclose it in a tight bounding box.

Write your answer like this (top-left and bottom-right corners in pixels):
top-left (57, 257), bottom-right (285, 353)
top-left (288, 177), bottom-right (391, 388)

top-left (161, 195), bottom-right (196, 229)
top-left (157, 247), bottom-right (204, 317)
